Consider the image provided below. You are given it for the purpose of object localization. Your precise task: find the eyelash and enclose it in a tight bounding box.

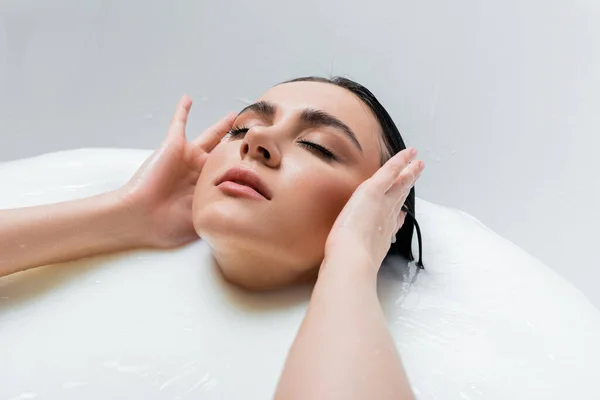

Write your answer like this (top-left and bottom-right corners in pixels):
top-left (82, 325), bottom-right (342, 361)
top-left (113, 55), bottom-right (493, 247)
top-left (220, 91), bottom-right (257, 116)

top-left (226, 125), bottom-right (338, 161)
top-left (227, 125), bottom-right (250, 137)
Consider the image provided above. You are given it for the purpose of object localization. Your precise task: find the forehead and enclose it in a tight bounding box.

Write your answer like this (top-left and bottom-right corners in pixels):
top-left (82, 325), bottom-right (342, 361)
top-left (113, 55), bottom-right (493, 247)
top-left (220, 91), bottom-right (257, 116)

top-left (258, 81), bottom-right (383, 163)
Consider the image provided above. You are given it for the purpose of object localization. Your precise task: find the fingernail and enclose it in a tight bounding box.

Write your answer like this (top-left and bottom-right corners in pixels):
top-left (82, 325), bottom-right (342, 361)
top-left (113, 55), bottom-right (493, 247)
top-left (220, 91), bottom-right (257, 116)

top-left (409, 148), bottom-right (418, 157)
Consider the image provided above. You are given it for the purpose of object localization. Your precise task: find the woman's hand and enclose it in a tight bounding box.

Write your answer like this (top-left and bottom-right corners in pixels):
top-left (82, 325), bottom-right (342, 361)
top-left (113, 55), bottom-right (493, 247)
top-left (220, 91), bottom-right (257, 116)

top-left (117, 96), bottom-right (236, 249)
top-left (324, 148), bottom-right (424, 271)
top-left (0, 96), bottom-right (235, 277)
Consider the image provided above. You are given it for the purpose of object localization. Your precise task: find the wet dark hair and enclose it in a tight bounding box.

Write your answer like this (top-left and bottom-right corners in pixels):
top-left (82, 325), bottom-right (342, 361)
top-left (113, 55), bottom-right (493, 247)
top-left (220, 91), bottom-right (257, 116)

top-left (282, 76), bottom-right (423, 267)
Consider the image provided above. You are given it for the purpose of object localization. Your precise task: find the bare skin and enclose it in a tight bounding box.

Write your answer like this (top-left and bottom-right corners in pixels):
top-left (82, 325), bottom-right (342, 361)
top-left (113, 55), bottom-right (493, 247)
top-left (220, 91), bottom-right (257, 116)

top-left (194, 81), bottom-right (398, 289)
top-left (275, 148), bottom-right (422, 400)
top-left (0, 82), bottom-right (424, 399)
top-left (0, 98), bottom-right (235, 276)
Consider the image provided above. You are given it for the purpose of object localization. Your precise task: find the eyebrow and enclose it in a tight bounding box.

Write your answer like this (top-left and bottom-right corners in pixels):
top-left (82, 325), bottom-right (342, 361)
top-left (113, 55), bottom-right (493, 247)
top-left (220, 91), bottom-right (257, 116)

top-left (238, 100), bottom-right (277, 121)
top-left (238, 100), bottom-right (363, 153)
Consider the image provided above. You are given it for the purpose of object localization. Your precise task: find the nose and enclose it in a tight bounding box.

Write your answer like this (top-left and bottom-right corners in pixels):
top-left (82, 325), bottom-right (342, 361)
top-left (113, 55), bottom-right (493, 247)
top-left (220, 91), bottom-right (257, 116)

top-left (239, 126), bottom-right (281, 168)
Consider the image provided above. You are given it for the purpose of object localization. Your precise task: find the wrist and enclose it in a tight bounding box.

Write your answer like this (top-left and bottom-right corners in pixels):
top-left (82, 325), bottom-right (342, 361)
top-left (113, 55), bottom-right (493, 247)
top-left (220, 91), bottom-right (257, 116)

top-left (320, 249), bottom-right (379, 284)
top-left (105, 189), bottom-right (155, 249)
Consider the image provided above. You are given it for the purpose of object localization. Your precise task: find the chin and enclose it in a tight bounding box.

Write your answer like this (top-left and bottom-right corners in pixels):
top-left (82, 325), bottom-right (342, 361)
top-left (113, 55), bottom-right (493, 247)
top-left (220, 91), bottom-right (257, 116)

top-left (193, 199), bottom-right (323, 291)
top-left (197, 228), bottom-right (317, 292)
top-left (208, 239), bottom-right (294, 291)
top-left (193, 199), bottom-right (263, 241)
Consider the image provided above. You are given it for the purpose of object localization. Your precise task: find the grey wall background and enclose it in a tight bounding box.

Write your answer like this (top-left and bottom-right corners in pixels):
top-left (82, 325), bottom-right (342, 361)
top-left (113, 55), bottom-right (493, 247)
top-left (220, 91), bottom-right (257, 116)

top-left (1, 0), bottom-right (599, 307)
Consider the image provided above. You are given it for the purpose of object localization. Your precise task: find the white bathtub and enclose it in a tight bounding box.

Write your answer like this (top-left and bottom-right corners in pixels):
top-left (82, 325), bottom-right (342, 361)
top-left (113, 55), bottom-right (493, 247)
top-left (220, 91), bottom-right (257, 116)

top-left (1, 149), bottom-right (599, 399)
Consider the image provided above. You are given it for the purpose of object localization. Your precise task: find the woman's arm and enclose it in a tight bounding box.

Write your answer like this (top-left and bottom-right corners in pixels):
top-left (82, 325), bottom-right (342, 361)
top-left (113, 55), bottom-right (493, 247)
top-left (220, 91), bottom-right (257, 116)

top-left (0, 192), bottom-right (146, 277)
top-left (0, 95), bottom-right (235, 278)
top-left (275, 148), bottom-right (424, 400)
top-left (274, 252), bottom-right (414, 400)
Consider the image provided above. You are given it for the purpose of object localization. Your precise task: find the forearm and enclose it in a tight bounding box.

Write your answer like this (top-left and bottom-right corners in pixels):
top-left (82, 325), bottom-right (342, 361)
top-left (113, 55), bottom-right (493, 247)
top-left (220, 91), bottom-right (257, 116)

top-left (0, 191), bottom-right (149, 277)
top-left (275, 252), bottom-right (414, 400)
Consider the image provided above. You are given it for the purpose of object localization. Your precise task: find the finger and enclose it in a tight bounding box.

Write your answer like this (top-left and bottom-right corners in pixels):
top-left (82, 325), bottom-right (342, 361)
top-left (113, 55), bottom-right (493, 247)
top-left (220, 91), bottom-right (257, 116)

top-left (370, 148), bottom-right (417, 192)
top-left (192, 111), bottom-right (237, 150)
top-left (167, 95), bottom-right (193, 139)
top-left (388, 160), bottom-right (424, 206)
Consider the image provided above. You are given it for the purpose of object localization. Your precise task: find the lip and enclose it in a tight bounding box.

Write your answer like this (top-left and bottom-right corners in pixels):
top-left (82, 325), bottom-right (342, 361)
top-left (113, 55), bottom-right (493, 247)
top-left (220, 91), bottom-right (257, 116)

top-left (215, 167), bottom-right (272, 200)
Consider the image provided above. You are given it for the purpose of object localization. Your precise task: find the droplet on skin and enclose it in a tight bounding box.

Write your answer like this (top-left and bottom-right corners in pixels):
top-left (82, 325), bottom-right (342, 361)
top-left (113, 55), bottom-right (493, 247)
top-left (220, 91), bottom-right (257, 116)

top-left (378, 226), bottom-right (383, 232)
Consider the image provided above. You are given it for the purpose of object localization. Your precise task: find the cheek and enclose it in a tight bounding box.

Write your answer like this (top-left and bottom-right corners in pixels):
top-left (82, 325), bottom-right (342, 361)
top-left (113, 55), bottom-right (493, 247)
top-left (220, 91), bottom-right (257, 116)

top-left (200, 143), bottom-right (230, 175)
top-left (271, 167), bottom-right (360, 268)
top-left (192, 147), bottom-right (231, 226)
top-left (305, 177), bottom-right (352, 219)
top-left (285, 168), bottom-right (359, 236)
top-left (195, 143), bottom-right (237, 189)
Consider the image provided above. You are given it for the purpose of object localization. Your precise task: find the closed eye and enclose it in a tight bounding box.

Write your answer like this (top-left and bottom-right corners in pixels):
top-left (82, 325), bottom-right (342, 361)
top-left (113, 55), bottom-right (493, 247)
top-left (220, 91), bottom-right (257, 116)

top-left (227, 126), bottom-right (338, 162)
top-left (297, 140), bottom-right (337, 161)
top-left (227, 126), bottom-right (249, 138)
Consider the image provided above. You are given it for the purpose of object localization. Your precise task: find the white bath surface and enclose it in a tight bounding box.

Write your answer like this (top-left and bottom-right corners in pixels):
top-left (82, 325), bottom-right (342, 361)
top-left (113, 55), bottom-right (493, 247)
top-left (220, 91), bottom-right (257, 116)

top-left (1, 149), bottom-right (599, 399)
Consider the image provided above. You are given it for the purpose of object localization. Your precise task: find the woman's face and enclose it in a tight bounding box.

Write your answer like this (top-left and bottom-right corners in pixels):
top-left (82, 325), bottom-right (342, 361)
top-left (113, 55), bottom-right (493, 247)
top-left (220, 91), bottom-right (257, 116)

top-left (192, 81), bottom-right (384, 290)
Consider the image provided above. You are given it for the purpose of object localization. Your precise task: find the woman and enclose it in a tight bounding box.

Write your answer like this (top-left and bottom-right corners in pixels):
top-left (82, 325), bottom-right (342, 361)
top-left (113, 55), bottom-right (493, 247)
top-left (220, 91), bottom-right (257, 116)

top-left (0, 76), bottom-right (424, 399)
